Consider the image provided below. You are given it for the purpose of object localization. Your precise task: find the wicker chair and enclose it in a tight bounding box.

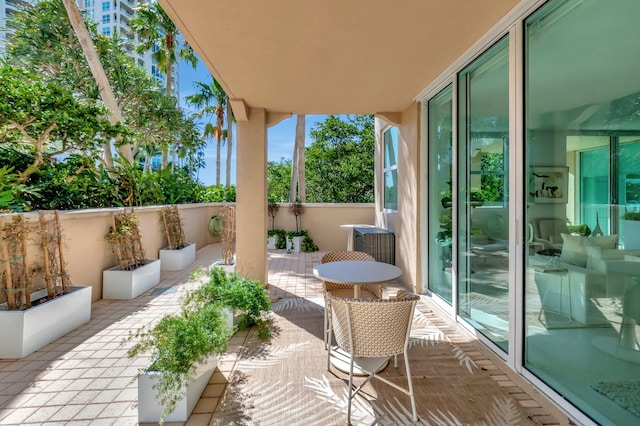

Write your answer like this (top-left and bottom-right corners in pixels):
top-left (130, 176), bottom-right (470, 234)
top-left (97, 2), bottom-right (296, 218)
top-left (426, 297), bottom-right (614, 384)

top-left (321, 251), bottom-right (381, 349)
top-left (327, 292), bottom-right (420, 424)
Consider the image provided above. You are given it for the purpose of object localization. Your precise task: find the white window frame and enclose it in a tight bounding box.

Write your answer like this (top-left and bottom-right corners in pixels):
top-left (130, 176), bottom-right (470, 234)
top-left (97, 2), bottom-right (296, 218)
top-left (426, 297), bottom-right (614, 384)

top-left (382, 126), bottom-right (399, 211)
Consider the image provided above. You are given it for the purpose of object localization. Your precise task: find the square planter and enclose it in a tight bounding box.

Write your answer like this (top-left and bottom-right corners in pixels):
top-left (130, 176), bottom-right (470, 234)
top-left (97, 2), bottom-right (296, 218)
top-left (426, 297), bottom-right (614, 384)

top-left (287, 236), bottom-right (302, 253)
top-left (159, 243), bottom-right (196, 271)
top-left (267, 236), bottom-right (277, 250)
top-left (0, 285), bottom-right (92, 359)
top-left (102, 259), bottom-right (161, 300)
top-left (138, 357), bottom-right (217, 423)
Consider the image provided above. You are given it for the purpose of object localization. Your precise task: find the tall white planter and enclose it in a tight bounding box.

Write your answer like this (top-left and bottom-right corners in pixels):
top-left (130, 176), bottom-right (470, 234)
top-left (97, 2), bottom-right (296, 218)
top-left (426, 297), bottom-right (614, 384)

top-left (159, 243), bottom-right (196, 271)
top-left (267, 236), bottom-right (277, 250)
top-left (0, 286), bottom-right (92, 359)
top-left (138, 357), bottom-right (217, 423)
top-left (287, 236), bottom-right (302, 253)
top-left (102, 259), bottom-right (161, 299)
top-left (622, 220), bottom-right (640, 249)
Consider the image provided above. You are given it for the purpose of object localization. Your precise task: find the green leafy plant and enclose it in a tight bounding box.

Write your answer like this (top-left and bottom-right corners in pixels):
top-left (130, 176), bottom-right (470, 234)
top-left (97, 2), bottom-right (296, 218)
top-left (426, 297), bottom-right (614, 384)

top-left (273, 229), bottom-right (287, 249)
top-left (188, 267), bottom-right (272, 339)
top-left (127, 300), bottom-right (232, 423)
top-left (286, 230), bottom-right (318, 252)
top-left (623, 211), bottom-right (640, 221)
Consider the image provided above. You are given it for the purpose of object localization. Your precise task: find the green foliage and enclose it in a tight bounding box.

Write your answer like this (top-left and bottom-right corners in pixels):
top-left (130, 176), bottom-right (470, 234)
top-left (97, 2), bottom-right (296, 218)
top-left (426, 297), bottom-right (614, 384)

top-left (302, 233), bottom-right (319, 252)
top-left (273, 229), bottom-right (287, 249)
top-left (285, 230), bottom-right (318, 252)
top-left (305, 115), bottom-right (375, 203)
top-left (0, 63), bottom-right (121, 183)
top-left (199, 185), bottom-right (236, 202)
top-left (127, 301), bottom-right (232, 422)
top-left (267, 158), bottom-right (292, 202)
top-left (623, 211), bottom-right (640, 221)
top-left (188, 267), bottom-right (272, 339)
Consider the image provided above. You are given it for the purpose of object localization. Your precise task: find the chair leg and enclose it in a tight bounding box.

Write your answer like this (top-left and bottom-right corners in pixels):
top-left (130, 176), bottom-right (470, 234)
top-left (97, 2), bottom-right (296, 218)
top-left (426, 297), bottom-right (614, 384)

top-left (323, 299), bottom-right (329, 350)
top-left (347, 357), bottom-right (355, 425)
top-left (404, 352), bottom-right (417, 422)
top-left (327, 326), bottom-right (333, 371)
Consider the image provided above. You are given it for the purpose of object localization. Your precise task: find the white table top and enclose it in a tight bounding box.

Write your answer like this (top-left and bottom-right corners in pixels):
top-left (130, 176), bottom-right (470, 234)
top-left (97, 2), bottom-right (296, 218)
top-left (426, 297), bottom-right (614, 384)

top-left (313, 260), bottom-right (402, 285)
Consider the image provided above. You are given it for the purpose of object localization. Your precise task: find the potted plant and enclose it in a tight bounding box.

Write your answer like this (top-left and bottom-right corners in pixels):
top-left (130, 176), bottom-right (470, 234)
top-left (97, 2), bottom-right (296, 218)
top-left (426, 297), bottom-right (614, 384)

top-left (0, 211), bottom-right (92, 358)
top-left (188, 266), bottom-right (272, 339)
top-left (267, 229), bottom-right (279, 250)
top-left (103, 210), bottom-right (160, 299)
top-left (621, 210), bottom-right (640, 249)
top-left (128, 295), bottom-right (232, 424)
top-left (274, 229), bottom-right (287, 250)
top-left (159, 206), bottom-right (196, 270)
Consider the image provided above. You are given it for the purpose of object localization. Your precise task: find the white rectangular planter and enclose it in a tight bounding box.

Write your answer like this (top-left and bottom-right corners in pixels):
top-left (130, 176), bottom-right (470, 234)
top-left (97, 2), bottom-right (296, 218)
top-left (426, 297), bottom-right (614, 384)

top-left (0, 285), bottom-right (92, 359)
top-left (267, 236), bottom-right (277, 250)
top-left (287, 236), bottom-right (302, 253)
top-left (102, 259), bottom-right (161, 300)
top-left (138, 357), bottom-right (217, 423)
top-left (159, 243), bottom-right (196, 271)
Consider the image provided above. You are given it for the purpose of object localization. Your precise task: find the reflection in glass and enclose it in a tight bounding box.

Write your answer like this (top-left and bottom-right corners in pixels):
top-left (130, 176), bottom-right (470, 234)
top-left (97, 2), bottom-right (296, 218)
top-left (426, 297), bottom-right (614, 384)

top-left (427, 86), bottom-right (453, 303)
top-left (524, 1), bottom-right (640, 424)
top-left (457, 36), bottom-right (510, 352)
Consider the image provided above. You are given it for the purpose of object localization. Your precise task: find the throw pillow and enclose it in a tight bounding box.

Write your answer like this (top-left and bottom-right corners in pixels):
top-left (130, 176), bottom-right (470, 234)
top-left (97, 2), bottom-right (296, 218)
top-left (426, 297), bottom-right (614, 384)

top-left (585, 234), bottom-right (618, 250)
top-left (559, 233), bottom-right (587, 267)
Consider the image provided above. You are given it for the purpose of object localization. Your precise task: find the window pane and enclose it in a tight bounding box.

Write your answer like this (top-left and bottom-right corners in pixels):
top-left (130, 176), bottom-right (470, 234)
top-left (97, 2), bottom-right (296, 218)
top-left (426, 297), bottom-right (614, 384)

top-left (524, 1), bottom-right (640, 424)
top-left (458, 35), bottom-right (510, 353)
top-left (427, 85), bottom-right (453, 303)
top-left (384, 170), bottom-right (397, 210)
top-left (384, 127), bottom-right (398, 168)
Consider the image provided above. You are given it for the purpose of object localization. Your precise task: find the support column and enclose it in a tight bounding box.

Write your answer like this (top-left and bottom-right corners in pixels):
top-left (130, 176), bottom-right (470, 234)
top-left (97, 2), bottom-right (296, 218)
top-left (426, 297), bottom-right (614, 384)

top-left (235, 107), bottom-right (268, 284)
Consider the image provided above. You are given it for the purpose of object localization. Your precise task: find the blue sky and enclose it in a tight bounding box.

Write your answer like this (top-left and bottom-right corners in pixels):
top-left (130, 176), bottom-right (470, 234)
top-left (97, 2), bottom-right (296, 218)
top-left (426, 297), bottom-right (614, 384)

top-left (179, 59), bottom-right (329, 186)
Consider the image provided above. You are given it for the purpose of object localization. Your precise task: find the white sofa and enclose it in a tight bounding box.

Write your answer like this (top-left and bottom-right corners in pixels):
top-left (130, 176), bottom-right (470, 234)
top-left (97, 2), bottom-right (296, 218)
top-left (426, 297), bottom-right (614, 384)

top-left (534, 233), bottom-right (640, 325)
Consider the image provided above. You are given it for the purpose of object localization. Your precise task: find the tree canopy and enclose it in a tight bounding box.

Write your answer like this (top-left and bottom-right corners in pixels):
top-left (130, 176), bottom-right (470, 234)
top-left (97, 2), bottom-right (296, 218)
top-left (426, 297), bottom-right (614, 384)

top-left (267, 115), bottom-right (375, 203)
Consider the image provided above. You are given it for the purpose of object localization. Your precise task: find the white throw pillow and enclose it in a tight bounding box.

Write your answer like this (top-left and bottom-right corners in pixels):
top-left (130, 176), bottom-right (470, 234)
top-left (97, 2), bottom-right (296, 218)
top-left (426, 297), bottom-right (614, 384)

top-left (585, 234), bottom-right (618, 250)
top-left (559, 233), bottom-right (587, 267)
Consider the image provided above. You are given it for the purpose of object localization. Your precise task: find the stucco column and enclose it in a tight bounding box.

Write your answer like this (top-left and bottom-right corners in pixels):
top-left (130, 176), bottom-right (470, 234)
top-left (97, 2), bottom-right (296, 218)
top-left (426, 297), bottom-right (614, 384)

top-left (235, 107), bottom-right (268, 284)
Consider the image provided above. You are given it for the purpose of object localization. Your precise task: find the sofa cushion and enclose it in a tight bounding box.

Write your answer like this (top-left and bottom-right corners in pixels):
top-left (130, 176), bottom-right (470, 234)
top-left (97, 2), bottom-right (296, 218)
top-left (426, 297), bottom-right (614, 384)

top-left (560, 233), bottom-right (587, 267)
top-left (584, 234), bottom-right (618, 250)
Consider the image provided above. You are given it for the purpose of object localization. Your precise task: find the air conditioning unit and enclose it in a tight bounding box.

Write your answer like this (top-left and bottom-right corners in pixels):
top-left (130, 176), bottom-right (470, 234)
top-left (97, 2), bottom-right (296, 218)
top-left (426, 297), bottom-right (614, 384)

top-left (353, 227), bottom-right (395, 264)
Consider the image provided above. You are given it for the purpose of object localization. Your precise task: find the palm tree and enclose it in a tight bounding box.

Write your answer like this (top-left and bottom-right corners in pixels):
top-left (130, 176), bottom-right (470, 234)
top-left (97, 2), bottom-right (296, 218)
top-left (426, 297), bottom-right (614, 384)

top-left (131, 1), bottom-right (197, 169)
top-left (186, 78), bottom-right (227, 186)
top-left (289, 114), bottom-right (306, 202)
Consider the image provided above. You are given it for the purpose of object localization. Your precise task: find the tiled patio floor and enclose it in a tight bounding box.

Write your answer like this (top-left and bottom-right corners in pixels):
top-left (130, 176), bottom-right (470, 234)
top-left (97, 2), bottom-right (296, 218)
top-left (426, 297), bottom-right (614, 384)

top-left (0, 245), bottom-right (571, 425)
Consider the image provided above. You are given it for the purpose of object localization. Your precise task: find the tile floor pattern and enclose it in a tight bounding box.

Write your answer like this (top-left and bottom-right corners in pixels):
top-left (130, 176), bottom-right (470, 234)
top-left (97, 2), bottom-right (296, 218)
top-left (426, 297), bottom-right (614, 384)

top-left (0, 245), bottom-right (572, 425)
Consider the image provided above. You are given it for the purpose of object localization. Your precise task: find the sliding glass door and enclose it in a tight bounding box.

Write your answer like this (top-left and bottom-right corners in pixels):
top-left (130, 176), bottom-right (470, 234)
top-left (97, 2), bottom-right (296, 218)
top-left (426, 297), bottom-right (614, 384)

top-left (457, 36), bottom-right (510, 352)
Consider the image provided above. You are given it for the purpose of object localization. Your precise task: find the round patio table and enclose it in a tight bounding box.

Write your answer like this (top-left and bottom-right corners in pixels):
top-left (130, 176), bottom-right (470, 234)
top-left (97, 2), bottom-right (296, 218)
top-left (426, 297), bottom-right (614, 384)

top-left (313, 260), bottom-right (402, 298)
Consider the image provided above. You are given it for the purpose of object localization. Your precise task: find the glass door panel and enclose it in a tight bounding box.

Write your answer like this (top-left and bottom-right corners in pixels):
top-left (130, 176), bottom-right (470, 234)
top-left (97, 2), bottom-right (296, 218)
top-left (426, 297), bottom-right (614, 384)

top-left (457, 36), bottom-right (510, 352)
top-left (427, 85), bottom-right (453, 303)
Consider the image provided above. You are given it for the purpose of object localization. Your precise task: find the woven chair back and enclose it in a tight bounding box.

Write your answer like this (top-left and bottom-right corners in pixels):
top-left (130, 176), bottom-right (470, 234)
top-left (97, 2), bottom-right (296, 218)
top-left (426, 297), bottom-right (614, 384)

top-left (321, 251), bottom-right (378, 295)
top-left (321, 251), bottom-right (375, 263)
top-left (328, 293), bottom-right (419, 358)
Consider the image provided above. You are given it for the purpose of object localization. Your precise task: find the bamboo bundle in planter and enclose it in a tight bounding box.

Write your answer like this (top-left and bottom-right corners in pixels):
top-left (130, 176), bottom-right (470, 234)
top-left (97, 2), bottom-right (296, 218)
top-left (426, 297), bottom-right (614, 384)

top-left (106, 211), bottom-right (146, 270)
top-left (38, 210), bottom-right (70, 299)
top-left (0, 214), bottom-right (31, 310)
top-left (160, 206), bottom-right (187, 250)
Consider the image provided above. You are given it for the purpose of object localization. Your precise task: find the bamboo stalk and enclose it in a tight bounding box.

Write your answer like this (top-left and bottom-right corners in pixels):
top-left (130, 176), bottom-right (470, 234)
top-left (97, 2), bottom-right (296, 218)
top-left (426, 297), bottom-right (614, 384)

top-left (162, 209), bottom-right (173, 249)
top-left (40, 212), bottom-right (53, 298)
top-left (20, 215), bottom-right (31, 309)
top-left (0, 217), bottom-right (16, 310)
top-left (54, 210), bottom-right (69, 293)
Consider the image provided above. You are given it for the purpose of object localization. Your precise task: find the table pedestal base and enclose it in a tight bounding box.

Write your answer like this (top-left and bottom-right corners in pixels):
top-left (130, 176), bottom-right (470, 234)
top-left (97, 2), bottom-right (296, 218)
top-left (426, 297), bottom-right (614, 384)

top-left (329, 347), bottom-right (388, 375)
